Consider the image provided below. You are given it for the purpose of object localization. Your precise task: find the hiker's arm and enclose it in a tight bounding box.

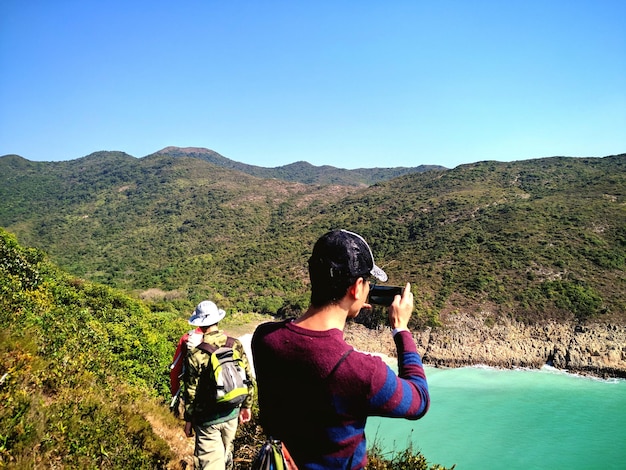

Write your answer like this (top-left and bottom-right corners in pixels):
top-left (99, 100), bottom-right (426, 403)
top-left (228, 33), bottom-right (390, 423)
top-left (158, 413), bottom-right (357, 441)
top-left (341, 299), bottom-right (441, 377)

top-left (393, 331), bottom-right (430, 418)
top-left (183, 354), bottom-right (199, 422)
top-left (184, 420), bottom-right (193, 438)
top-left (362, 283), bottom-right (429, 419)
top-left (362, 339), bottom-right (429, 420)
top-left (387, 284), bottom-right (429, 419)
top-left (237, 341), bottom-right (256, 410)
top-left (233, 340), bottom-right (254, 424)
top-left (182, 355), bottom-right (197, 437)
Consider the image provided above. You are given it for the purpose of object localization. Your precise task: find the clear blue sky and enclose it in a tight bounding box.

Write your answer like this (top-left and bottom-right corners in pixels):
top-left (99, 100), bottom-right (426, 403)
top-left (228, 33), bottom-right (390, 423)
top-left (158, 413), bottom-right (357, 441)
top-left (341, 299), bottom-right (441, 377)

top-left (1, 1), bottom-right (624, 169)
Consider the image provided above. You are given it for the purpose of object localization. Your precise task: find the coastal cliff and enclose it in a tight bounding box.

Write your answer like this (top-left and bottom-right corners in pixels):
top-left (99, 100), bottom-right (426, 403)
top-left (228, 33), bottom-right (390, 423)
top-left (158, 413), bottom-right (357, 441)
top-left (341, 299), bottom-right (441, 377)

top-left (344, 312), bottom-right (626, 379)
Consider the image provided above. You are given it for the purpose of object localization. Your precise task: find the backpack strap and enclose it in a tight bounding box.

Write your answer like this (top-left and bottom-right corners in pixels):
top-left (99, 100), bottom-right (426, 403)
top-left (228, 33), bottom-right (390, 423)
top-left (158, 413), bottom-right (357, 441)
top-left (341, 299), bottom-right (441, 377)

top-left (325, 348), bottom-right (353, 380)
top-left (197, 341), bottom-right (217, 354)
top-left (196, 336), bottom-right (236, 354)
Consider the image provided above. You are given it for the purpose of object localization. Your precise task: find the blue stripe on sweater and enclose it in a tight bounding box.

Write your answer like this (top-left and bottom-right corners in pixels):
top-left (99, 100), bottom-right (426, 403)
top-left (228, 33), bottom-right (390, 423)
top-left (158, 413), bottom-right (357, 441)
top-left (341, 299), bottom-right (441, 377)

top-left (369, 354), bottom-right (429, 417)
top-left (369, 366), bottom-right (398, 408)
top-left (394, 380), bottom-right (414, 415)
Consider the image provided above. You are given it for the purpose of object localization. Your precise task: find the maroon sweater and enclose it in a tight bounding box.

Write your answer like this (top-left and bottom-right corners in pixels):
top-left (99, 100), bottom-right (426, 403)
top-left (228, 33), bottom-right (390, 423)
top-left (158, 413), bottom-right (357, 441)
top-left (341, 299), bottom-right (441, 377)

top-left (251, 320), bottom-right (430, 469)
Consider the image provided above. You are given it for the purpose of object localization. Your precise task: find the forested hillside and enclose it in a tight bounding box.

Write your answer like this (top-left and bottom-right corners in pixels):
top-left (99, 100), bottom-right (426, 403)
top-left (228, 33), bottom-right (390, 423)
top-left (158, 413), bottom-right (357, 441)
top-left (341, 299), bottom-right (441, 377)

top-left (1, 152), bottom-right (625, 327)
top-left (0, 228), bottom-right (180, 467)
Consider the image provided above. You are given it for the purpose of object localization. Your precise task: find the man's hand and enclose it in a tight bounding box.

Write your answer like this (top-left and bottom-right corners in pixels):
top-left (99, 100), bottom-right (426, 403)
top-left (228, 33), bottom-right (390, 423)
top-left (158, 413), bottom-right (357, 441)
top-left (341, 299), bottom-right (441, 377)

top-left (184, 421), bottom-right (193, 438)
top-left (388, 282), bottom-right (413, 330)
top-left (239, 407), bottom-right (252, 424)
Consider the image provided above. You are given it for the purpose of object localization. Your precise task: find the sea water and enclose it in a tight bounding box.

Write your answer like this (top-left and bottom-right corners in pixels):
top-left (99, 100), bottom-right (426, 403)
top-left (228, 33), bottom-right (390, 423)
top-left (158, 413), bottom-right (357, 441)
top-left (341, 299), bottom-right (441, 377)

top-left (366, 366), bottom-right (626, 470)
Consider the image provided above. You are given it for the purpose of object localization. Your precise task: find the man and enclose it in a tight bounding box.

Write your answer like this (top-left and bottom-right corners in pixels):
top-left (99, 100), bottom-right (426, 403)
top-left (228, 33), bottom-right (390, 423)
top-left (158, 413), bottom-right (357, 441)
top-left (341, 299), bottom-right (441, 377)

top-left (252, 229), bottom-right (430, 469)
top-left (183, 300), bottom-right (255, 470)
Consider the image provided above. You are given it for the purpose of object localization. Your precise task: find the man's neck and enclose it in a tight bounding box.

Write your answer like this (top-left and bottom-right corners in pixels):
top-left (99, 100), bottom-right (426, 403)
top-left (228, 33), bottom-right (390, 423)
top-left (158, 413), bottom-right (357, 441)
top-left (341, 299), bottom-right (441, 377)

top-left (294, 304), bottom-right (349, 331)
top-left (296, 277), bottom-right (368, 331)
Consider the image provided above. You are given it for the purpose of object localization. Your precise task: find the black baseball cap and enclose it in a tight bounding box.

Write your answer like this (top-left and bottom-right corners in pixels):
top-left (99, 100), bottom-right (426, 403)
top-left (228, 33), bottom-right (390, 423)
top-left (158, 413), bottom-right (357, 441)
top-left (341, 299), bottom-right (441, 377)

top-left (309, 229), bottom-right (388, 282)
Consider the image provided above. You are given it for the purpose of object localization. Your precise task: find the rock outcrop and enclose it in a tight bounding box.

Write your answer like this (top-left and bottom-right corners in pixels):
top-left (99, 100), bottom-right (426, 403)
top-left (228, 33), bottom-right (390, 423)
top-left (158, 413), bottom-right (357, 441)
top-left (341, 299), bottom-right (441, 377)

top-left (344, 312), bottom-right (626, 378)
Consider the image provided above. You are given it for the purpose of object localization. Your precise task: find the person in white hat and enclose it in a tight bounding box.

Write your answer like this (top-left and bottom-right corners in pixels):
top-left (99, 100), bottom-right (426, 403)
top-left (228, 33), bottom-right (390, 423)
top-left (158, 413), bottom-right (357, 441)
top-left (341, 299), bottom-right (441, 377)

top-left (181, 301), bottom-right (255, 470)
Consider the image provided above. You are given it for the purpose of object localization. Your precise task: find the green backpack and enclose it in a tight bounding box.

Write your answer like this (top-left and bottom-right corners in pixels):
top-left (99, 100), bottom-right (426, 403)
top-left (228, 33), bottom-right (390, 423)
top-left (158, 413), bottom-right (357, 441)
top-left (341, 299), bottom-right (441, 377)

top-left (195, 336), bottom-right (250, 409)
top-left (251, 440), bottom-right (288, 470)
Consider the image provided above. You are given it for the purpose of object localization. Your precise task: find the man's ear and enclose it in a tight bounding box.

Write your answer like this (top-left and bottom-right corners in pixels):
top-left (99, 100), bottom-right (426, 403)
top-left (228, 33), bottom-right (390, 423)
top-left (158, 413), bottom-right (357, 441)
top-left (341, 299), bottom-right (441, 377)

top-left (349, 277), bottom-right (366, 300)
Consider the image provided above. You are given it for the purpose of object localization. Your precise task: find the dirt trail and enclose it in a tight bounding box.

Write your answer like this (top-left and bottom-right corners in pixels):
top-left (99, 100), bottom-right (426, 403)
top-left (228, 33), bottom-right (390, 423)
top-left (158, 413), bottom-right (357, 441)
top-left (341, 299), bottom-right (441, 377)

top-left (145, 413), bottom-right (194, 469)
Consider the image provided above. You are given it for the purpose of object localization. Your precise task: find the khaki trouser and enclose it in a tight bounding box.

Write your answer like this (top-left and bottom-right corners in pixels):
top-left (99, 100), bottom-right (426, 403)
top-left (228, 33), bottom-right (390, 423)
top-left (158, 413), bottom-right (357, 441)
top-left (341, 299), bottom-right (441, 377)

top-left (193, 416), bottom-right (238, 470)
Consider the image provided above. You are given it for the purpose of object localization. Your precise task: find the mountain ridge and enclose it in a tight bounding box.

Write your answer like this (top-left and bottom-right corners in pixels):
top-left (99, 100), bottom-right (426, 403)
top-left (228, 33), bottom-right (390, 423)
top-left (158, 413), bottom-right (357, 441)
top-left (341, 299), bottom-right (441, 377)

top-left (0, 146), bottom-right (446, 187)
top-left (149, 146), bottom-right (446, 185)
top-left (1, 151), bottom-right (624, 327)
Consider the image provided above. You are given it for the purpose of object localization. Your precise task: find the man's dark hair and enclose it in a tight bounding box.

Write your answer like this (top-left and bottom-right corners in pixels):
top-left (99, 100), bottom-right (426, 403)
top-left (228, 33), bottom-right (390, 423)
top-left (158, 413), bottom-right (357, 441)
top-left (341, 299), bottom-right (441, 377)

top-left (309, 271), bottom-right (370, 307)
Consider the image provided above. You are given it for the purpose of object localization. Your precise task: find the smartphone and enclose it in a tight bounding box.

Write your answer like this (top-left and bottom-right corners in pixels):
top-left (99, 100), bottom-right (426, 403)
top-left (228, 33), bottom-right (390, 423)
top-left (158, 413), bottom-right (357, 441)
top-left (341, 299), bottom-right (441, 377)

top-left (368, 285), bottom-right (404, 306)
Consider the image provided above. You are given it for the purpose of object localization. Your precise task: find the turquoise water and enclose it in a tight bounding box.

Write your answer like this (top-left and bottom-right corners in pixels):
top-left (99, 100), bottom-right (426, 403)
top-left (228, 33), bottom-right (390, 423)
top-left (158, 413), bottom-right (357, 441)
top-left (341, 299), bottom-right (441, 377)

top-left (366, 366), bottom-right (626, 469)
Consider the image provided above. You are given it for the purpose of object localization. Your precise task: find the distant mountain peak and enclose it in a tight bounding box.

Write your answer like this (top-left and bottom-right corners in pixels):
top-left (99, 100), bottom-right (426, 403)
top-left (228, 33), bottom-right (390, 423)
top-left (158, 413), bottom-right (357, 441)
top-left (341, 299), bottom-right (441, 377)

top-left (156, 146), bottom-right (219, 155)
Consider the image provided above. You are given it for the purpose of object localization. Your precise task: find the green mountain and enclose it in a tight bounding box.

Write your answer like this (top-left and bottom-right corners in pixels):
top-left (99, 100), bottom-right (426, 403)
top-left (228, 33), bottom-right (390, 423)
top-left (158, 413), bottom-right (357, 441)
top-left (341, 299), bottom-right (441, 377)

top-left (150, 146), bottom-right (445, 185)
top-left (1, 151), bottom-right (625, 327)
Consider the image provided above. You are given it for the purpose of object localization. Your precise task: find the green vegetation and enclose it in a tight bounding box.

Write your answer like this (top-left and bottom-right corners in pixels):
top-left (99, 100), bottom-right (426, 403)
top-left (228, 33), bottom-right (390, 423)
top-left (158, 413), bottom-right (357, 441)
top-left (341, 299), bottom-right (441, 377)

top-left (323, 155), bottom-right (626, 326)
top-left (1, 228), bottom-right (453, 469)
top-left (0, 228), bottom-right (181, 467)
top-left (1, 152), bottom-right (623, 327)
top-left (367, 442), bottom-right (455, 470)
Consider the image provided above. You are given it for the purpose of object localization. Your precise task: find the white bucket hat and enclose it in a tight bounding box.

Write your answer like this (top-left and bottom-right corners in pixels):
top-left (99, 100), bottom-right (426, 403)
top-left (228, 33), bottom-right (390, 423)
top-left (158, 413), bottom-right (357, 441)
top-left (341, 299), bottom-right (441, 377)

top-left (188, 300), bottom-right (226, 327)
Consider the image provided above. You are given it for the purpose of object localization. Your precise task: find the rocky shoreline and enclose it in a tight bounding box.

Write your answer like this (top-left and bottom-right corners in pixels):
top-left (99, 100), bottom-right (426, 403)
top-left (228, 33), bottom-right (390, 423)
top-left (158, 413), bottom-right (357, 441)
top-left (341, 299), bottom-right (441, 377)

top-left (344, 312), bottom-right (626, 379)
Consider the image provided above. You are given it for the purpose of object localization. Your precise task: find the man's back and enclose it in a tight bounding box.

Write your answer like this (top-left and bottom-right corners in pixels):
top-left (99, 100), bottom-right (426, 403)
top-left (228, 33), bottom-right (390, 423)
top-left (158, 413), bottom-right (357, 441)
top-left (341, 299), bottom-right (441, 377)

top-left (252, 319), bottom-right (429, 469)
